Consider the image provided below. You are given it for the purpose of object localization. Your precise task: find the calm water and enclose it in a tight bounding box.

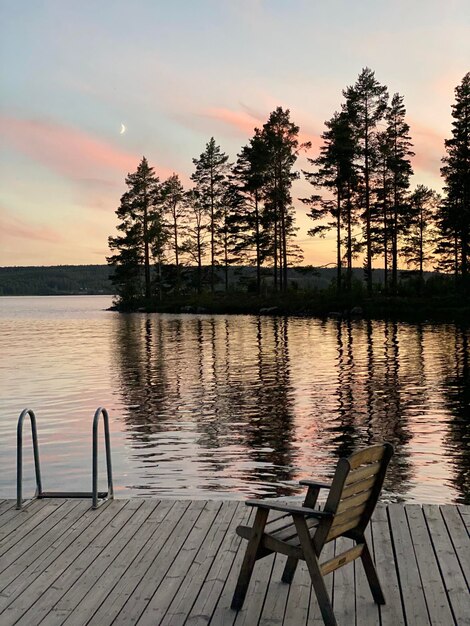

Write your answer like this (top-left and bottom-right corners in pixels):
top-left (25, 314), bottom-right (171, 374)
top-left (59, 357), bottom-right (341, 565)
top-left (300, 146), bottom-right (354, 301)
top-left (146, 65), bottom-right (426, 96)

top-left (0, 296), bottom-right (469, 504)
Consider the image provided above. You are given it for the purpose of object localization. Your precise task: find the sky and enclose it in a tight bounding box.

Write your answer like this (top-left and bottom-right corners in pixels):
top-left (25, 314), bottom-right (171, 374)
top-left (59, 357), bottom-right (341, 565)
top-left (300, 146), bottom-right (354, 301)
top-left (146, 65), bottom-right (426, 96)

top-left (0, 0), bottom-right (469, 267)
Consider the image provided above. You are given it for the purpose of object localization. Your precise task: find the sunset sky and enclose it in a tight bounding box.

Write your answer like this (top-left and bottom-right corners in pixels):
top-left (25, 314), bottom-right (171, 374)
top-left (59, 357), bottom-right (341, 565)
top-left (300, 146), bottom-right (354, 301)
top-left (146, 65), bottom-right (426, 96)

top-left (1, 0), bottom-right (469, 267)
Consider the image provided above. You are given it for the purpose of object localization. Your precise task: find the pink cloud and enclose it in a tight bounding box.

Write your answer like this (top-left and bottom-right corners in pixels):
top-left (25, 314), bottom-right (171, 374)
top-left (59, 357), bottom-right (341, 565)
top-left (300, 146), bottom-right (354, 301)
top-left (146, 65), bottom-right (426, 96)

top-left (203, 107), bottom-right (263, 137)
top-left (0, 207), bottom-right (63, 244)
top-left (409, 119), bottom-right (445, 178)
top-left (0, 115), bottom-right (139, 180)
top-left (0, 115), bottom-right (177, 185)
top-left (203, 106), bottom-right (321, 154)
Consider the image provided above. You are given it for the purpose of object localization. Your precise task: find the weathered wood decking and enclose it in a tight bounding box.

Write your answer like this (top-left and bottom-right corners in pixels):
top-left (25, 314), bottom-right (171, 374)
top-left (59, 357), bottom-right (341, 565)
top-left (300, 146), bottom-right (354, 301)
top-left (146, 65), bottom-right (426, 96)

top-left (0, 498), bottom-right (468, 625)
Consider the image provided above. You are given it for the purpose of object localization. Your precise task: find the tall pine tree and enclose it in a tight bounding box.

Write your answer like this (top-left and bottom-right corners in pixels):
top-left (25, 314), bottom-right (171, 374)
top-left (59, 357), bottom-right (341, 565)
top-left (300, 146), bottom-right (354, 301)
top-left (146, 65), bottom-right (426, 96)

top-left (344, 68), bottom-right (389, 294)
top-left (440, 72), bottom-right (470, 286)
top-left (303, 110), bottom-right (356, 292)
top-left (385, 93), bottom-right (414, 291)
top-left (107, 157), bottom-right (161, 304)
top-left (161, 173), bottom-right (186, 292)
top-left (261, 107), bottom-right (310, 291)
top-left (191, 138), bottom-right (230, 292)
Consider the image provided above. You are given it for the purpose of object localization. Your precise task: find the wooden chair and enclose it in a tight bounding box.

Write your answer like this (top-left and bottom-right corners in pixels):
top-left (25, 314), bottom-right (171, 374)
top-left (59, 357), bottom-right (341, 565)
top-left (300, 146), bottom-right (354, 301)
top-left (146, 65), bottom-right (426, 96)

top-left (231, 443), bottom-right (393, 626)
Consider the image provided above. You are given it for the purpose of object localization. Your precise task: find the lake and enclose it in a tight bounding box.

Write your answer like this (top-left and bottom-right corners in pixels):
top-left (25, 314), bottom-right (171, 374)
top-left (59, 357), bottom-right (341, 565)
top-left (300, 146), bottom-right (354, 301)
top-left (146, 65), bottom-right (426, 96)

top-left (0, 296), bottom-right (468, 504)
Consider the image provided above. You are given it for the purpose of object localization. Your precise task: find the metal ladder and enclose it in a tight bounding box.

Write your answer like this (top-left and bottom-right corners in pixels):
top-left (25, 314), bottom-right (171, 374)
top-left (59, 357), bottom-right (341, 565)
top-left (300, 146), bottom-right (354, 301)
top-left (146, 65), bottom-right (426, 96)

top-left (16, 407), bottom-right (114, 510)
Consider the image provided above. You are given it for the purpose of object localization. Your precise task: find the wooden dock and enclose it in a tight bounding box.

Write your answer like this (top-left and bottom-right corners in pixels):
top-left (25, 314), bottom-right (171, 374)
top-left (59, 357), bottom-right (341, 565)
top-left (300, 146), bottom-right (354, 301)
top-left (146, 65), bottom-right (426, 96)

top-left (0, 498), bottom-right (468, 625)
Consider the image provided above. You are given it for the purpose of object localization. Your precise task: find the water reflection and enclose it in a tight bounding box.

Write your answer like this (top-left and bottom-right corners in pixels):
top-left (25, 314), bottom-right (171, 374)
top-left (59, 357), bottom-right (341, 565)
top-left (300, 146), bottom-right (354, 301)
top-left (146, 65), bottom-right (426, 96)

top-left (442, 328), bottom-right (470, 504)
top-left (110, 313), bottom-right (469, 503)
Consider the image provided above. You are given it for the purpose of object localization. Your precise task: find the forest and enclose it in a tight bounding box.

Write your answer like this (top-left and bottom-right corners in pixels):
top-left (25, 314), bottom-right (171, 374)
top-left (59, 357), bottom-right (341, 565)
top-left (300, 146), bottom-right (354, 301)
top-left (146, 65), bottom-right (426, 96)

top-left (104, 68), bottom-right (468, 310)
top-left (0, 265), bottom-right (114, 296)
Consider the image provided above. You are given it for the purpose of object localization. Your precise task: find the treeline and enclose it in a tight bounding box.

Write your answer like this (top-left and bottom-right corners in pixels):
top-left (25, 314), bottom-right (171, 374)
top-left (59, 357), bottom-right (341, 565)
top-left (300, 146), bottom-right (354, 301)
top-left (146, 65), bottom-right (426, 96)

top-left (0, 265), bottom-right (114, 296)
top-left (108, 68), bottom-right (470, 306)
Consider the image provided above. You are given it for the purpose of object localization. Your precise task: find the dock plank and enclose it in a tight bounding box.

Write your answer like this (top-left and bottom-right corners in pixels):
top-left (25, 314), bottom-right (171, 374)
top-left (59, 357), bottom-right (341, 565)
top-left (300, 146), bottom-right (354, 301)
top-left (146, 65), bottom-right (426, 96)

top-left (160, 501), bottom-right (238, 626)
top-left (0, 499), bottom-right (468, 626)
top-left (372, 505), bottom-right (406, 626)
top-left (14, 500), bottom-right (141, 626)
top-left (441, 504), bottom-right (470, 588)
top-left (258, 553), bottom-right (290, 626)
top-left (86, 500), bottom-right (189, 626)
top-left (0, 500), bottom-right (16, 516)
top-left (354, 524), bottom-right (380, 626)
top-left (0, 500), bottom-right (111, 612)
top-left (185, 503), bottom-right (249, 626)
top-left (388, 503), bottom-right (429, 626)
top-left (0, 500), bottom-right (81, 570)
top-left (423, 504), bottom-right (470, 625)
top-left (282, 560), bottom-right (310, 626)
top-left (332, 537), bottom-right (355, 625)
top-left (137, 500), bottom-right (223, 626)
top-left (111, 500), bottom-right (207, 626)
top-left (44, 500), bottom-right (160, 625)
top-left (0, 498), bottom-right (50, 536)
top-left (0, 499), bottom-right (130, 626)
top-left (233, 552), bottom-right (276, 626)
top-left (406, 504), bottom-right (454, 626)
top-left (458, 505), bottom-right (470, 532)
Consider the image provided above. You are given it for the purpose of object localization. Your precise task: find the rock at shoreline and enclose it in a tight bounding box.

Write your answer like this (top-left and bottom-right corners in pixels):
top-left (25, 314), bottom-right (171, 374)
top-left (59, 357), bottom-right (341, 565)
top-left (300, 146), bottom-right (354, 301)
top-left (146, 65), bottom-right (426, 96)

top-left (259, 306), bottom-right (279, 315)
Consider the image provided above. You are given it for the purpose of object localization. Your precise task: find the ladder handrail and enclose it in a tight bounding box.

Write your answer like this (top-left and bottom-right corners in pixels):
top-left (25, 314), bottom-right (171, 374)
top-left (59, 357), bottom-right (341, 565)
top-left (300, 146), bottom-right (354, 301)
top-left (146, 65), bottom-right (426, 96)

top-left (92, 407), bottom-right (114, 509)
top-left (17, 408), bottom-right (43, 509)
top-left (16, 407), bottom-right (114, 510)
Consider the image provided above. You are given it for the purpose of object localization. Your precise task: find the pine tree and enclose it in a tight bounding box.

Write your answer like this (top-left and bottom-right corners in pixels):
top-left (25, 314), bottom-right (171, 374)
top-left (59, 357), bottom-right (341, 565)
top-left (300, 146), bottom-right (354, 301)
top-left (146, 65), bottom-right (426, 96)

top-left (344, 68), bottom-right (389, 294)
top-left (191, 138), bottom-right (230, 292)
top-left (303, 110), bottom-right (356, 292)
top-left (182, 189), bottom-right (209, 294)
top-left (385, 93), bottom-right (414, 292)
top-left (373, 130), bottom-right (394, 290)
top-left (261, 107), bottom-right (310, 291)
top-left (107, 157), bottom-right (161, 304)
top-left (440, 72), bottom-right (470, 286)
top-left (402, 185), bottom-right (440, 285)
top-left (161, 173), bottom-right (186, 292)
top-left (230, 130), bottom-right (270, 293)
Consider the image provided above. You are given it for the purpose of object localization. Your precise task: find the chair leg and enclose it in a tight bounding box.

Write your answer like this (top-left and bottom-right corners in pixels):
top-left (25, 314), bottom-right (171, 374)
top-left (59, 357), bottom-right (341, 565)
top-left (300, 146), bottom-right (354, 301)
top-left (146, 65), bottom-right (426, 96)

top-left (231, 508), bottom-right (269, 611)
top-left (360, 540), bottom-right (385, 605)
top-left (281, 556), bottom-right (299, 584)
top-left (293, 515), bottom-right (337, 626)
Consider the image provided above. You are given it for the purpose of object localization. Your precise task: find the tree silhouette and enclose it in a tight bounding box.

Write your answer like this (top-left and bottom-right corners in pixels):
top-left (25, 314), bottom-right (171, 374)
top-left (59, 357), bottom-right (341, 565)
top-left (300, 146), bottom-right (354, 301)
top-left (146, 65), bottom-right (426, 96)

top-left (108, 157), bottom-right (161, 304)
top-left (440, 72), bottom-right (470, 288)
top-left (344, 68), bottom-right (389, 294)
top-left (303, 110), bottom-right (357, 292)
top-left (191, 138), bottom-right (230, 292)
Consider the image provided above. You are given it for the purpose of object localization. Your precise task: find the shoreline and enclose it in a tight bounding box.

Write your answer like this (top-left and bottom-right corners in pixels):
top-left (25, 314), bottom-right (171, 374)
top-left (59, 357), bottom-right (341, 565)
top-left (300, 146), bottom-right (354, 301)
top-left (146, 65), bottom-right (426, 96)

top-left (111, 292), bottom-right (470, 325)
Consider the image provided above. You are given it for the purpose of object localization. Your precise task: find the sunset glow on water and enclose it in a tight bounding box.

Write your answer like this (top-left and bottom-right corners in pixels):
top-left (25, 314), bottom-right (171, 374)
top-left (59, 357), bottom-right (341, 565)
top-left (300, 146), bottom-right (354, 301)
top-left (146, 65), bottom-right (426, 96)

top-left (1, 296), bottom-right (468, 504)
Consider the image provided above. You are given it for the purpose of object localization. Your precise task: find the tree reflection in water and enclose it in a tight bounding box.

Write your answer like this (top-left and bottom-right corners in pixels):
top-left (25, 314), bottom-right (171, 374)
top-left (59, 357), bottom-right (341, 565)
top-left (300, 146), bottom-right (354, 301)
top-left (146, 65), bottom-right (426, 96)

top-left (111, 314), bottom-right (469, 503)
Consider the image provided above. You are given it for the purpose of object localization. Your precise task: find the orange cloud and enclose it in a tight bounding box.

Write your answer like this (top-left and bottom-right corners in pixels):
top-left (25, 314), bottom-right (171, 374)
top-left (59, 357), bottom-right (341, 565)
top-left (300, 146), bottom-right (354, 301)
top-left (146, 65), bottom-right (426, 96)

top-left (0, 207), bottom-right (63, 244)
top-left (0, 115), bottom-right (139, 180)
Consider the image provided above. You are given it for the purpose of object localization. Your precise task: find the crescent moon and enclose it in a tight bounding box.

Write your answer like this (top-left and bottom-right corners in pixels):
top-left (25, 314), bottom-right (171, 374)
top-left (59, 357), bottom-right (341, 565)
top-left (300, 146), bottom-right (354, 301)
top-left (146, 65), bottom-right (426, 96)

top-left (120, 123), bottom-right (126, 135)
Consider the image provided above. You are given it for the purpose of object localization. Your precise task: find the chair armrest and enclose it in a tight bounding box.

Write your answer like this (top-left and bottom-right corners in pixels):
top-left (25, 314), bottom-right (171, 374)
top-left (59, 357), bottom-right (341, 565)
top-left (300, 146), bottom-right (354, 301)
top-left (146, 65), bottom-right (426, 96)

top-left (298, 480), bottom-right (331, 490)
top-left (245, 499), bottom-right (333, 518)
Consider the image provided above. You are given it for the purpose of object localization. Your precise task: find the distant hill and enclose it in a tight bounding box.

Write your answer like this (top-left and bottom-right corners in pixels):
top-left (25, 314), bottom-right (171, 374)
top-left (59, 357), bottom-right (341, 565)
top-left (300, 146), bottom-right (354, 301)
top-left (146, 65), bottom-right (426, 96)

top-left (0, 265), bottom-right (115, 296)
top-left (0, 264), bottom-right (437, 296)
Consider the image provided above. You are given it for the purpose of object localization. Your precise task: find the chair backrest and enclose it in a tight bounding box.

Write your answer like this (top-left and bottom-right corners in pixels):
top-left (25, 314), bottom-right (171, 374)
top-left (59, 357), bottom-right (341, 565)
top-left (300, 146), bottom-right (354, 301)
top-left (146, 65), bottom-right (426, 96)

top-left (314, 443), bottom-right (393, 550)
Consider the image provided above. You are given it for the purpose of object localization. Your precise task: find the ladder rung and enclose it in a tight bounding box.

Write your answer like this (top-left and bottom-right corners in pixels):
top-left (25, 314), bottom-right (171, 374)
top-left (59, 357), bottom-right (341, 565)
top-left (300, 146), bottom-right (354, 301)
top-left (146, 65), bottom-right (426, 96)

top-left (39, 491), bottom-right (109, 499)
